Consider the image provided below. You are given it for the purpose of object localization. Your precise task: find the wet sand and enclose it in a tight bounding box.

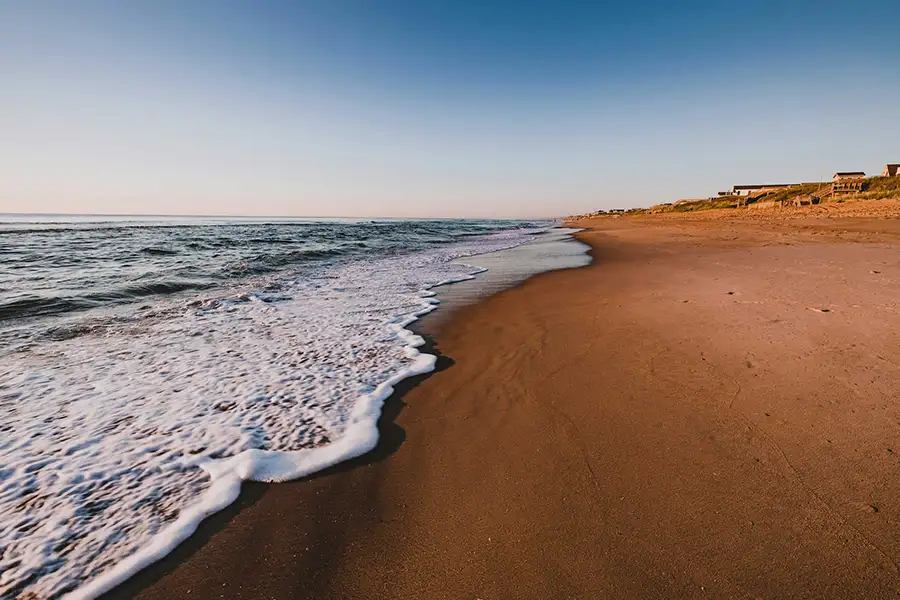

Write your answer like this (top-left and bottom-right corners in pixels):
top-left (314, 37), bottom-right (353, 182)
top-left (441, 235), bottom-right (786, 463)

top-left (112, 216), bottom-right (900, 599)
top-left (419, 226), bottom-right (591, 330)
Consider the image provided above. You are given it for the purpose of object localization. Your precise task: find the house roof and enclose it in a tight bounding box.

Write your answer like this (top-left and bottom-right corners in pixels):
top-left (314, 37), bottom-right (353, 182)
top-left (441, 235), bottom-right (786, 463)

top-left (834, 171), bottom-right (865, 177)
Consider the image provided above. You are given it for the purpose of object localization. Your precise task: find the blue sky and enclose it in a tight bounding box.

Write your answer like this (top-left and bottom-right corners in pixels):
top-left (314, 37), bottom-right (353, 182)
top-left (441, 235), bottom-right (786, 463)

top-left (1, 0), bottom-right (898, 218)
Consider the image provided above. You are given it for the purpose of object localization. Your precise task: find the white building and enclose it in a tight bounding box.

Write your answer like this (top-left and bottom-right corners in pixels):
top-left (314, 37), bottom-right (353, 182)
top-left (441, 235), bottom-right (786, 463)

top-left (731, 184), bottom-right (796, 197)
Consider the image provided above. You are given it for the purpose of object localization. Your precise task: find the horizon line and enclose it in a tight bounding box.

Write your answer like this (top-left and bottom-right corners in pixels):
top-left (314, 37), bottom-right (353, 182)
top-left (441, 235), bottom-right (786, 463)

top-left (0, 211), bottom-right (557, 221)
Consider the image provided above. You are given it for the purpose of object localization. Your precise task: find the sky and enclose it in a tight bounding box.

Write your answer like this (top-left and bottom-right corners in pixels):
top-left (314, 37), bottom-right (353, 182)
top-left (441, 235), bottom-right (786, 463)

top-left (1, 1), bottom-right (898, 219)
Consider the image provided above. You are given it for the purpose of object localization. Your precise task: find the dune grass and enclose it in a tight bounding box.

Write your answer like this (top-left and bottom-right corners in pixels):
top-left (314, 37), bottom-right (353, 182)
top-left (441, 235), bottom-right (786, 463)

top-left (647, 177), bottom-right (900, 214)
top-left (750, 182), bottom-right (828, 205)
top-left (858, 176), bottom-right (900, 200)
top-left (654, 198), bottom-right (739, 213)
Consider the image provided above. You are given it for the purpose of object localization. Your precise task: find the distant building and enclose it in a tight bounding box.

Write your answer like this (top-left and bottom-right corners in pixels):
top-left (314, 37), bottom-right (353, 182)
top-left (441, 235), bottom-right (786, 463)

top-left (833, 171), bottom-right (865, 181)
top-left (731, 184), bottom-right (796, 197)
top-left (882, 164), bottom-right (900, 177)
top-left (833, 171), bottom-right (866, 193)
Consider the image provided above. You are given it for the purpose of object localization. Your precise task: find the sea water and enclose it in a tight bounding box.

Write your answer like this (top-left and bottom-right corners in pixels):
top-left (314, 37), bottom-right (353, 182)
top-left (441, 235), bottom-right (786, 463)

top-left (0, 216), bottom-right (554, 599)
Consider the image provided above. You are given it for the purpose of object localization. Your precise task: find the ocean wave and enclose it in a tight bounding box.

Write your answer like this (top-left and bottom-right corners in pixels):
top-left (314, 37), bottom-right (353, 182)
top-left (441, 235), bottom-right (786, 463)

top-left (139, 247), bottom-right (179, 256)
top-left (0, 281), bottom-right (216, 323)
top-left (1, 220), bottom-right (548, 330)
top-left (0, 224), bottom-right (550, 599)
top-left (0, 295), bottom-right (93, 322)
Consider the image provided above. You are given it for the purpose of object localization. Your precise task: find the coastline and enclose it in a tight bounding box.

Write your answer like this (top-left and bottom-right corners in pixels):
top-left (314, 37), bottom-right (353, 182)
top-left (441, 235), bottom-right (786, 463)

top-left (417, 226), bottom-right (591, 332)
top-left (84, 226), bottom-right (585, 599)
top-left (111, 216), bottom-right (900, 599)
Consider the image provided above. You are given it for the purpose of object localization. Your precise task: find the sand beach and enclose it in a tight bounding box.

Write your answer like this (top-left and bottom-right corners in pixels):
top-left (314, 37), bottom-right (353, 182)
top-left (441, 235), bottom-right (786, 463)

top-left (7, 4), bottom-right (900, 598)
top-left (108, 213), bottom-right (900, 600)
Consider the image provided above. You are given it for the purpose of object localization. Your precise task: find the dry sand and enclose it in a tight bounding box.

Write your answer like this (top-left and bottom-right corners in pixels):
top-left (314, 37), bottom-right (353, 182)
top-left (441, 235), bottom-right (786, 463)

top-left (111, 216), bottom-right (900, 600)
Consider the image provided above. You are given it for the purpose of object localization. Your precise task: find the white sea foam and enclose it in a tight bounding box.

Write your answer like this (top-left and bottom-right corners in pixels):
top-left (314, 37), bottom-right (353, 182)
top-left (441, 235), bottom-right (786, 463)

top-left (0, 228), bottom-right (540, 599)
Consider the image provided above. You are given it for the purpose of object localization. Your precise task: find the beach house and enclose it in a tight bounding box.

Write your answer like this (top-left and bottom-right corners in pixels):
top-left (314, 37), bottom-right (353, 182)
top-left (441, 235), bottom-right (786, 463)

top-left (731, 184), bottom-right (796, 197)
top-left (882, 164), bottom-right (900, 177)
top-left (833, 172), bottom-right (866, 193)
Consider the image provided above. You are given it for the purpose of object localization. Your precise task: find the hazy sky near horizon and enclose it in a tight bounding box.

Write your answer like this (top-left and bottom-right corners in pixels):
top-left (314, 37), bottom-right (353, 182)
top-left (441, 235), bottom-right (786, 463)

top-left (1, 1), bottom-right (898, 218)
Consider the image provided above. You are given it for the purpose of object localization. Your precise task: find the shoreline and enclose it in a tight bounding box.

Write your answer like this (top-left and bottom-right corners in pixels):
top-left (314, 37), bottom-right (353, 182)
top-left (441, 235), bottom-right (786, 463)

top-left (416, 226), bottom-right (590, 333)
top-left (113, 216), bottom-right (900, 599)
top-left (86, 226), bottom-right (584, 599)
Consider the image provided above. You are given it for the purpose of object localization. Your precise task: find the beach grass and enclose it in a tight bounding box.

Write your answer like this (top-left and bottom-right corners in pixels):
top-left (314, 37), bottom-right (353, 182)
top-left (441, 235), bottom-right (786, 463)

top-left (642, 177), bottom-right (900, 215)
top-left (858, 175), bottom-right (900, 200)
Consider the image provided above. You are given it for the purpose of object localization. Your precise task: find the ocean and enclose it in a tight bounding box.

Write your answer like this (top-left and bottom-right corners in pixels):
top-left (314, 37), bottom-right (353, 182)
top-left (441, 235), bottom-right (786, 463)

top-left (0, 215), bottom-right (578, 599)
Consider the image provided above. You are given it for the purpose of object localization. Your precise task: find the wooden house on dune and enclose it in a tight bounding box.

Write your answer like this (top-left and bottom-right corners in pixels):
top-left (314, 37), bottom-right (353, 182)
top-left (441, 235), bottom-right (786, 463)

top-left (730, 184), bottom-right (795, 197)
top-left (832, 172), bottom-right (866, 193)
